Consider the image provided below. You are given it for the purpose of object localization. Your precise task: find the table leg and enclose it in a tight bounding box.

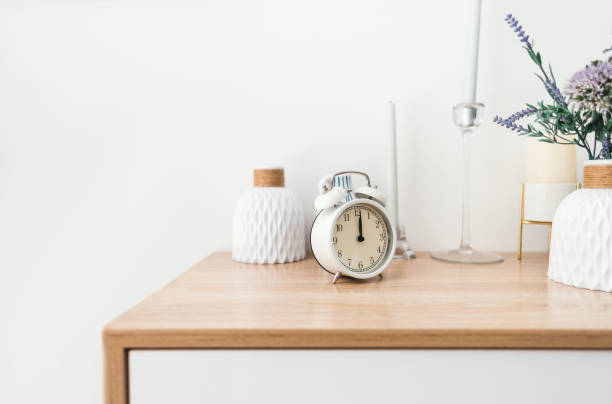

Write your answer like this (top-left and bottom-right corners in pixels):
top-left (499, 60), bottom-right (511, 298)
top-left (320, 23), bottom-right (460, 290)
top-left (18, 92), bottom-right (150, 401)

top-left (104, 344), bottom-right (129, 404)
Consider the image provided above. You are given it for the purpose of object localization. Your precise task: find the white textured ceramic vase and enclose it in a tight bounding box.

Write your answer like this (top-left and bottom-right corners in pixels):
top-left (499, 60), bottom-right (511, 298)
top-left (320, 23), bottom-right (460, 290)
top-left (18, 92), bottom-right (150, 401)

top-left (232, 169), bottom-right (306, 264)
top-left (548, 161), bottom-right (612, 292)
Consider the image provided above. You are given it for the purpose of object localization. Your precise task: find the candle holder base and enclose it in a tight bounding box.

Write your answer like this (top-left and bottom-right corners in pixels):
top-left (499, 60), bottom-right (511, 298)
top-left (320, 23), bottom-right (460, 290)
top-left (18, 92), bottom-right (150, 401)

top-left (393, 225), bottom-right (416, 260)
top-left (430, 248), bottom-right (503, 264)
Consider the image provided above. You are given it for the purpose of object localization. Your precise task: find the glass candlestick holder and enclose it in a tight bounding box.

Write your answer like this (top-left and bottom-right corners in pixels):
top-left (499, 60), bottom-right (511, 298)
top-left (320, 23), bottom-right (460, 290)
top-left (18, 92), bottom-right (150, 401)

top-left (430, 102), bottom-right (504, 264)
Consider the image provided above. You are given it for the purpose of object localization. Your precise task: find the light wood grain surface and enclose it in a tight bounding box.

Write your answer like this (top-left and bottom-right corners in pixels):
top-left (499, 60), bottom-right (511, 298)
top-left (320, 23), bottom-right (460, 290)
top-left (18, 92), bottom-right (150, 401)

top-left (105, 252), bottom-right (612, 347)
top-left (104, 252), bottom-right (612, 403)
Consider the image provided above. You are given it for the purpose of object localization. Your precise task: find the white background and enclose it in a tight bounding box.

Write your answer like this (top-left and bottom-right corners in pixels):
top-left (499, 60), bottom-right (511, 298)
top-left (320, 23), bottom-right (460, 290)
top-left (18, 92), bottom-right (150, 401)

top-left (0, 0), bottom-right (610, 403)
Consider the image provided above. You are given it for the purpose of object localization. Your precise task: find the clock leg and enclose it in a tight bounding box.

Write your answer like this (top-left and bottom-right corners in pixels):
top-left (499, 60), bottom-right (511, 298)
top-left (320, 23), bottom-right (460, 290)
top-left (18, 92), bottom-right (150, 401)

top-left (332, 272), bottom-right (342, 284)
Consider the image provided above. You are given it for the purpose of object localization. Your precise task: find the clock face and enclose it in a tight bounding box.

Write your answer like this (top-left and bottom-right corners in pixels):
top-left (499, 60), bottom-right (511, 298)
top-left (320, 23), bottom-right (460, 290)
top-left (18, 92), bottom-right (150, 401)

top-left (332, 203), bottom-right (390, 273)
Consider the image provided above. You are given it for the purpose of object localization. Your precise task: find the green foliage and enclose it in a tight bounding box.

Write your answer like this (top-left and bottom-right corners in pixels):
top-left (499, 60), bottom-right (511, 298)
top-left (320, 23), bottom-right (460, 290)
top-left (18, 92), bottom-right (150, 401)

top-left (518, 102), bottom-right (610, 160)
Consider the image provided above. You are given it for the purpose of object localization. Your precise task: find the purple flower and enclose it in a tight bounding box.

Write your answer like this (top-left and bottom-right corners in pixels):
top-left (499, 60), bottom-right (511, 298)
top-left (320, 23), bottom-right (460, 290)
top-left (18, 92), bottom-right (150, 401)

top-left (505, 14), bottom-right (532, 48)
top-left (599, 138), bottom-right (611, 159)
top-left (565, 60), bottom-right (612, 115)
top-left (493, 107), bottom-right (536, 133)
top-left (544, 78), bottom-right (568, 108)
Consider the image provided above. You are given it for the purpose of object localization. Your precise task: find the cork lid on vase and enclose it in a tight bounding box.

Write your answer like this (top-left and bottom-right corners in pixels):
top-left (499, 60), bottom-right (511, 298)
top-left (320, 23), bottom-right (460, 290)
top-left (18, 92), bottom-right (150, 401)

top-left (583, 160), bottom-right (612, 189)
top-left (253, 167), bottom-right (285, 187)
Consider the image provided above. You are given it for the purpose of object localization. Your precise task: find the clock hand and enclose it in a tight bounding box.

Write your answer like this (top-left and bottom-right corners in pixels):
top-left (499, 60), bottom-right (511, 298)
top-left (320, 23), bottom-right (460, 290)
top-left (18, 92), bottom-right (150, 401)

top-left (357, 214), bottom-right (364, 242)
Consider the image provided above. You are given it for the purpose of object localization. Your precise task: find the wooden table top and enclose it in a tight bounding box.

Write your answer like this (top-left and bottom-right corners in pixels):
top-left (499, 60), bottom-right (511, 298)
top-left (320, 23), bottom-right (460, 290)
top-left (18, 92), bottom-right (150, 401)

top-left (104, 252), bottom-right (612, 349)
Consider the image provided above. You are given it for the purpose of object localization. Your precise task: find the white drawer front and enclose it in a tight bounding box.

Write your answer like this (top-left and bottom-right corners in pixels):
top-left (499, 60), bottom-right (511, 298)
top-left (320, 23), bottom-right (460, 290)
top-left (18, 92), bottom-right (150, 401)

top-left (130, 350), bottom-right (612, 404)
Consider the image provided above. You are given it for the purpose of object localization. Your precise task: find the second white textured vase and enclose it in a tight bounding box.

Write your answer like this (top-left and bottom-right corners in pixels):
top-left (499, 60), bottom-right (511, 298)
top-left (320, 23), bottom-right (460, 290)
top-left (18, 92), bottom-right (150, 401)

top-left (548, 161), bottom-right (612, 292)
top-left (232, 168), bottom-right (306, 264)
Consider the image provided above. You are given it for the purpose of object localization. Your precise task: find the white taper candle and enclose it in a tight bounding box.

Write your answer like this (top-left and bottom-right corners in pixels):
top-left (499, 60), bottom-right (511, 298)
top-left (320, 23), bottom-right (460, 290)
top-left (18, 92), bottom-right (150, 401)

top-left (388, 101), bottom-right (399, 230)
top-left (467, 0), bottom-right (482, 102)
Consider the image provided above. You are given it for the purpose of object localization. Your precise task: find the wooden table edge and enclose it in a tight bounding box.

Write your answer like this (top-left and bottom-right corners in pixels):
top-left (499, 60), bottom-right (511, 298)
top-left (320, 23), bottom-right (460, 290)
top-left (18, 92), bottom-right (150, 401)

top-left (103, 328), bottom-right (612, 404)
top-left (103, 326), bottom-right (612, 348)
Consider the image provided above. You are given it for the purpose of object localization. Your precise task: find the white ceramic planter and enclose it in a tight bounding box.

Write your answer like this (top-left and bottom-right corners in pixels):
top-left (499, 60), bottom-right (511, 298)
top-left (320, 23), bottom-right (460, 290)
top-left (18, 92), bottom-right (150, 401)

top-left (548, 160), bottom-right (612, 292)
top-left (523, 183), bottom-right (577, 222)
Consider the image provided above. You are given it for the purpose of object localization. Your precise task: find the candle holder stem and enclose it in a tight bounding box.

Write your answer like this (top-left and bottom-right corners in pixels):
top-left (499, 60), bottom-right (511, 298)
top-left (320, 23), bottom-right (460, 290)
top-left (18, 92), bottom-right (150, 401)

top-left (430, 102), bottom-right (503, 264)
top-left (460, 128), bottom-right (472, 252)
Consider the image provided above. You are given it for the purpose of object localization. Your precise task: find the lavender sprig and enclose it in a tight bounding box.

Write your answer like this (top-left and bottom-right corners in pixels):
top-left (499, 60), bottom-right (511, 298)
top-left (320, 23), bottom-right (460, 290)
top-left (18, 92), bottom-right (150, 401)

top-left (504, 14), bottom-right (567, 108)
top-left (504, 14), bottom-right (532, 48)
top-left (599, 138), bottom-right (611, 159)
top-left (492, 117), bottom-right (528, 133)
top-left (544, 78), bottom-right (568, 108)
top-left (492, 108), bottom-right (536, 133)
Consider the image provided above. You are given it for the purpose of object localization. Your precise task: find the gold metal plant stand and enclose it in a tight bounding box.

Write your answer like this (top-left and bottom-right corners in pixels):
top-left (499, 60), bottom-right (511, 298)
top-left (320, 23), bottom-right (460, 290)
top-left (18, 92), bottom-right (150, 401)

top-left (517, 183), bottom-right (580, 260)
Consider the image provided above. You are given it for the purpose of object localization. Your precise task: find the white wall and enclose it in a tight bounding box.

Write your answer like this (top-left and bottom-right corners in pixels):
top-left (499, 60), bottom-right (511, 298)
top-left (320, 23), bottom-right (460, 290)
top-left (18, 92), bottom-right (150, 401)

top-left (0, 1), bottom-right (609, 403)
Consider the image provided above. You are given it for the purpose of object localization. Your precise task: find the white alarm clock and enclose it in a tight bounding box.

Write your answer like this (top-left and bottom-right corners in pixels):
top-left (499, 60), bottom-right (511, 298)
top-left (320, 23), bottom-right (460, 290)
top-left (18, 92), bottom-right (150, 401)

top-left (310, 171), bottom-right (396, 283)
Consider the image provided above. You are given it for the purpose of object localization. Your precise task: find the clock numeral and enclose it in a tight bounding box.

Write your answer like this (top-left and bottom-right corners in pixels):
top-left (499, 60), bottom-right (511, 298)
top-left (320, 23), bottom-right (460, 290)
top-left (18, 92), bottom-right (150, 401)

top-left (355, 209), bottom-right (361, 217)
top-left (380, 234), bottom-right (386, 241)
top-left (377, 246), bottom-right (382, 254)
top-left (347, 258), bottom-right (352, 266)
top-left (367, 211), bottom-right (370, 219)
top-left (358, 261), bottom-right (363, 269)
top-left (370, 256), bottom-right (375, 264)
top-left (332, 236), bottom-right (337, 245)
top-left (344, 214), bottom-right (350, 222)
top-left (337, 250), bottom-right (342, 257)
top-left (336, 224), bottom-right (343, 232)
